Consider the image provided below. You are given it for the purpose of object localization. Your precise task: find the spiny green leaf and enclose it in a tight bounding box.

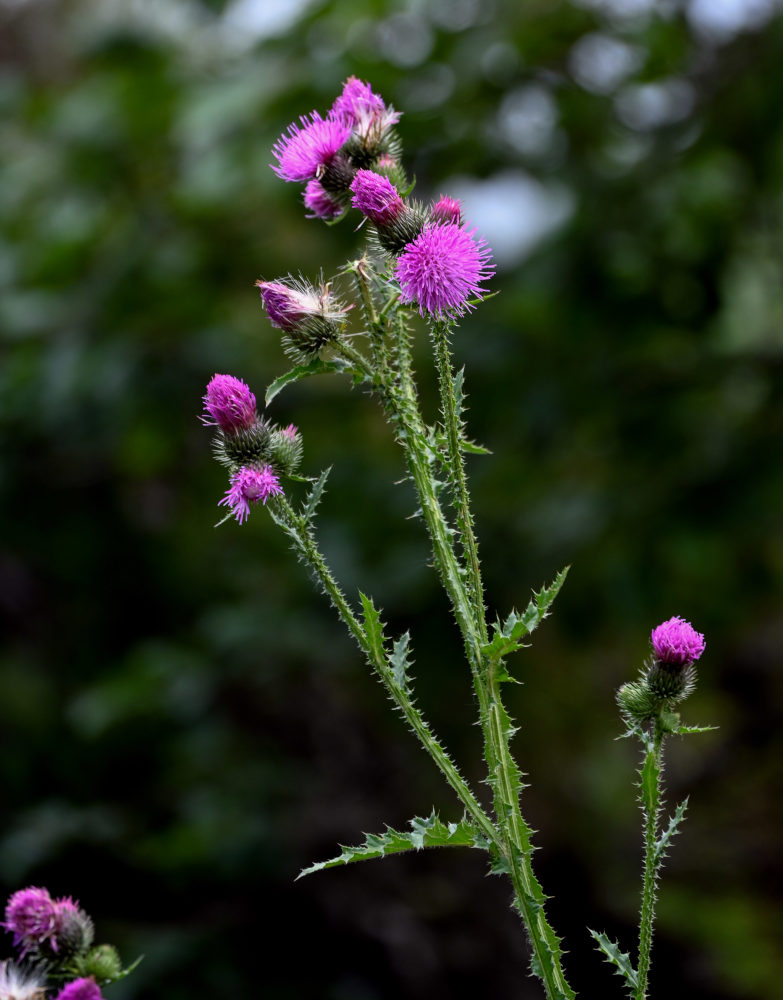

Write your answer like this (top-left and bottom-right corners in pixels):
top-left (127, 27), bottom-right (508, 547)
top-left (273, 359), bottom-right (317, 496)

top-left (388, 631), bottom-right (413, 694)
top-left (265, 358), bottom-right (349, 406)
top-left (674, 723), bottom-right (719, 735)
top-left (359, 592), bottom-right (386, 662)
top-left (483, 567), bottom-right (569, 664)
top-left (588, 929), bottom-right (638, 991)
top-left (301, 467), bottom-right (331, 521)
top-left (654, 797), bottom-right (689, 865)
top-left (297, 812), bottom-right (486, 878)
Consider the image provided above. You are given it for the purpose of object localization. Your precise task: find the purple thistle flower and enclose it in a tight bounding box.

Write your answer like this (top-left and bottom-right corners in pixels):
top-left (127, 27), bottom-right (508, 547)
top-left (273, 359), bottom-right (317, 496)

top-left (3, 886), bottom-right (59, 956)
top-left (255, 280), bottom-right (323, 331)
top-left (202, 374), bottom-right (257, 434)
top-left (395, 223), bottom-right (494, 320)
top-left (303, 179), bottom-right (344, 220)
top-left (651, 617), bottom-right (706, 666)
top-left (53, 977), bottom-right (104, 1000)
top-left (219, 466), bottom-right (283, 523)
top-left (430, 195), bottom-right (462, 226)
top-left (271, 112), bottom-right (351, 183)
top-left (330, 77), bottom-right (387, 126)
top-left (350, 169), bottom-right (405, 226)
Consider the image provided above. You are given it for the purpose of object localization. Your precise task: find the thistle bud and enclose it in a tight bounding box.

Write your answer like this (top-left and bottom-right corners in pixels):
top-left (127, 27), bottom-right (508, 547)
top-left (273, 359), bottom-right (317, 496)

top-left (430, 195), bottom-right (463, 226)
top-left (256, 278), bottom-right (350, 361)
top-left (373, 153), bottom-right (408, 191)
top-left (267, 423), bottom-right (303, 476)
top-left (79, 944), bottom-right (122, 982)
top-left (350, 170), bottom-right (426, 254)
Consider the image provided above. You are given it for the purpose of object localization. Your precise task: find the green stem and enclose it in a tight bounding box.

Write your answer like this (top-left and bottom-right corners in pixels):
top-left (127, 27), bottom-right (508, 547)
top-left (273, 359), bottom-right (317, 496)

top-left (388, 316), bottom-right (574, 1000)
top-left (431, 322), bottom-right (487, 642)
top-left (268, 494), bottom-right (499, 850)
top-left (636, 729), bottom-right (664, 999)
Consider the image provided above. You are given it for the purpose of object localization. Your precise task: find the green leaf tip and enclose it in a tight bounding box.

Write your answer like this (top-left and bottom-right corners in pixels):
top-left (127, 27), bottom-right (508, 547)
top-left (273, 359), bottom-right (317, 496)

top-left (297, 812), bottom-right (487, 879)
top-left (483, 567), bottom-right (569, 666)
top-left (588, 929), bottom-right (638, 992)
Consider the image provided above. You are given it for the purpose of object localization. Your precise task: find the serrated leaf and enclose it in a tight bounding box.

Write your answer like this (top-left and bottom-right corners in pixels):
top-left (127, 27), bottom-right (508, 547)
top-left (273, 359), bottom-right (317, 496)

top-left (588, 929), bottom-right (638, 990)
top-left (460, 438), bottom-right (492, 455)
top-left (388, 632), bottom-right (413, 693)
top-left (265, 358), bottom-right (348, 406)
top-left (482, 567), bottom-right (569, 665)
top-left (297, 812), bottom-right (485, 878)
top-left (359, 592), bottom-right (386, 662)
top-left (301, 467), bottom-right (331, 521)
top-left (674, 724), bottom-right (719, 735)
top-left (654, 797), bottom-right (689, 865)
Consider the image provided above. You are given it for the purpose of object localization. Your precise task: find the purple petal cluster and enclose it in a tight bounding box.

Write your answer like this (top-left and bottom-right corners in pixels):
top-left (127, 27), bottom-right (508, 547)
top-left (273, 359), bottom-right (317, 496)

top-left (54, 978), bottom-right (104, 1000)
top-left (651, 617), bottom-right (705, 665)
top-left (3, 886), bottom-right (59, 956)
top-left (350, 169), bottom-right (404, 226)
top-left (220, 466), bottom-right (283, 523)
top-left (256, 279), bottom-right (347, 333)
top-left (202, 374), bottom-right (257, 434)
top-left (330, 76), bottom-right (387, 126)
top-left (304, 179), bottom-right (343, 220)
top-left (271, 112), bottom-right (351, 183)
top-left (395, 223), bottom-right (494, 320)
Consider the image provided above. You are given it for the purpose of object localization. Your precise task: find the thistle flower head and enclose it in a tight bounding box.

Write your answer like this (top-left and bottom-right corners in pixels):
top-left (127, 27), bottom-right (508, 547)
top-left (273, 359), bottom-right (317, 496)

top-left (219, 466), bottom-right (283, 524)
top-left (50, 898), bottom-right (94, 959)
top-left (303, 179), bottom-right (344, 220)
top-left (430, 195), bottom-right (462, 226)
top-left (202, 374), bottom-right (257, 434)
top-left (330, 77), bottom-right (387, 126)
top-left (395, 223), bottom-right (494, 320)
top-left (0, 960), bottom-right (46, 1000)
top-left (3, 887), bottom-right (59, 957)
top-left (350, 169), bottom-right (405, 226)
top-left (53, 978), bottom-right (103, 1000)
top-left (651, 617), bottom-right (706, 666)
top-left (271, 112), bottom-right (351, 183)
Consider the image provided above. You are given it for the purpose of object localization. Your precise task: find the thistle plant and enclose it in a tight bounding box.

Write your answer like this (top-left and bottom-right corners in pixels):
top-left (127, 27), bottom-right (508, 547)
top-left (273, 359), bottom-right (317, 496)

top-left (200, 77), bottom-right (715, 999)
top-left (1, 886), bottom-right (139, 1000)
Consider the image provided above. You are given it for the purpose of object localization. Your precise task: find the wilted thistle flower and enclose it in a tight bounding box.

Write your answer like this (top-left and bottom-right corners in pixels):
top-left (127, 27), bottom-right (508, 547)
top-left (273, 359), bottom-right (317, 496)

top-left (202, 374), bottom-right (257, 435)
top-left (3, 887), bottom-right (59, 957)
top-left (53, 978), bottom-right (103, 1000)
top-left (395, 223), bottom-right (494, 320)
top-left (651, 616), bottom-right (706, 666)
top-left (271, 112), bottom-right (351, 184)
top-left (50, 898), bottom-right (94, 960)
top-left (0, 960), bottom-right (46, 1000)
top-left (219, 466), bottom-right (283, 524)
top-left (430, 195), bottom-right (462, 226)
top-left (303, 179), bottom-right (344, 220)
top-left (256, 278), bottom-right (349, 359)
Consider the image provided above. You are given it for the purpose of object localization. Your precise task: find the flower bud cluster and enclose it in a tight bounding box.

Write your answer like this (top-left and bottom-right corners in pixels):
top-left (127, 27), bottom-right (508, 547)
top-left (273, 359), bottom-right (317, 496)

top-left (2, 886), bottom-right (129, 999)
top-left (203, 374), bottom-right (301, 525)
top-left (617, 616), bottom-right (705, 727)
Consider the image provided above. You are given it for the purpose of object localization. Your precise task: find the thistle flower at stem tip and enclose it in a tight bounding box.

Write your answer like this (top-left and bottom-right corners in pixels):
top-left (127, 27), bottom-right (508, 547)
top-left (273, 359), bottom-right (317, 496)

top-left (202, 373), bottom-right (257, 435)
top-left (219, 466), bottom-right (284, 524)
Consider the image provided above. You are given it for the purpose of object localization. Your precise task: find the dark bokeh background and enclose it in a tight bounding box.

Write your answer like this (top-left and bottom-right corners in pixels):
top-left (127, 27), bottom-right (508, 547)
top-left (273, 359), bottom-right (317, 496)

top-left (1, 1), bottom-right (782, 997)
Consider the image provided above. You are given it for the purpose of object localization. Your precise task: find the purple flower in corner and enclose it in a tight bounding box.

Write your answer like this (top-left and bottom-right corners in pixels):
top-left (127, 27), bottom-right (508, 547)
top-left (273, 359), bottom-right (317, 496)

top-left (3, 886), bottom-right (59, 956)
top-left (271, 112), bottom-right (351, 183)
top-left (350, 169), bottom-right (405, 226)
top-left (651, 617), bottom-right (705, 666)
top-left (303, 179), bottom-right (344, 220)
top-left (53, 977), bottom-right (104, 1000)
top-left (220, 466), bottom-right (283, 523)
top-left (330, 77), bottom-right (387, 126)
top-left (202, 374), bottom-right (257, 434)
top-left (395, 223), bottom-right (494, 320)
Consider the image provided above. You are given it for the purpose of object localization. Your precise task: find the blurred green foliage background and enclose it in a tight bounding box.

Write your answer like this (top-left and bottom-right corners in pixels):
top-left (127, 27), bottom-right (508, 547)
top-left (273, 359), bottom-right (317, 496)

top-left (1, 1), bottom-right (782, 997)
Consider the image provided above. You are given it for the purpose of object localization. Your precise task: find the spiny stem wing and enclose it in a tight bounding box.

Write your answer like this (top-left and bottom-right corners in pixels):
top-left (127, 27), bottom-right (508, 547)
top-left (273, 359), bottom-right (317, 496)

top-left (588, 929), bottom-right (638, 995)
